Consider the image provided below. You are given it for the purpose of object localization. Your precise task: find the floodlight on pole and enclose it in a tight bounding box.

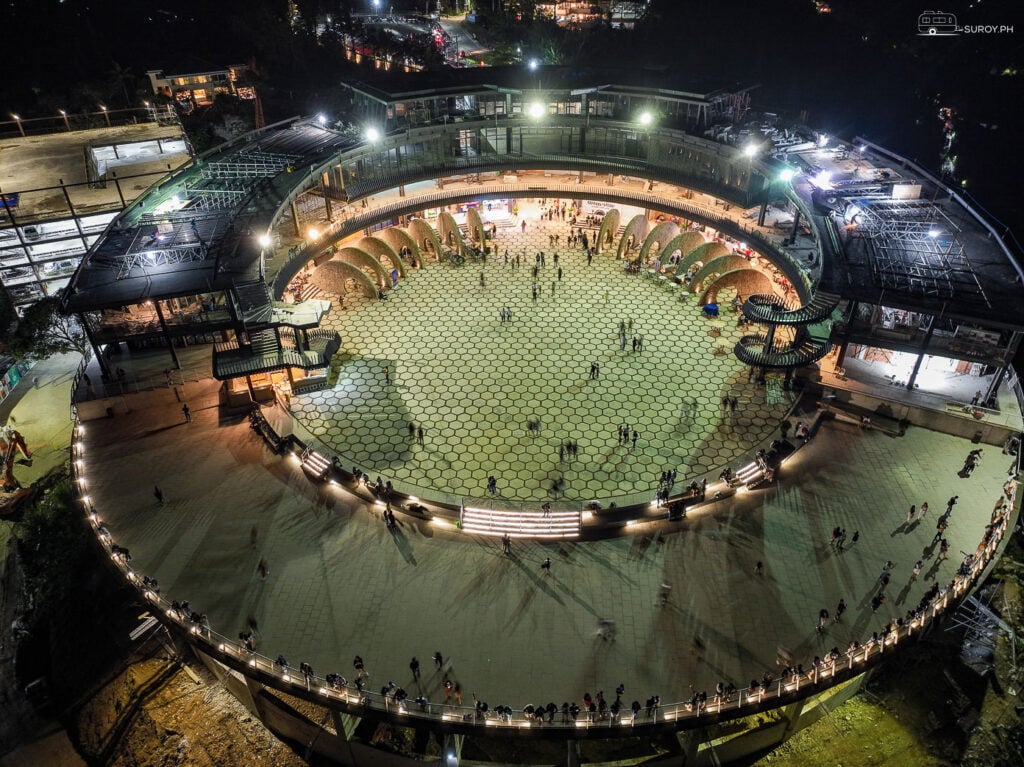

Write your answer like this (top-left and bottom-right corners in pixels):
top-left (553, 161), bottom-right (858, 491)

top-left (365, 126), bottom-right (381, 142)
top-left (527, 102), bottom-right (545, 119)
top-left (638, 111), bottom-right (653, 126)
top-left (528, 58), bottom-right (539, 71)
top-left (11, 113), bottom-right (24, 137)
top-left (58, 109), bottom-right (70, 131)
top-left (99, 105), bottom-right (111, 127)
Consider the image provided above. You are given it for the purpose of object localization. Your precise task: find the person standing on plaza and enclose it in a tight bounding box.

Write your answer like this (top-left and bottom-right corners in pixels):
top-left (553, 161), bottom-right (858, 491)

top-left (816, 608), bottom-right (829, 632)
top-left (487, 475), bottom-right (497, 495)
top-left (408, 422), bottom-right (416, 440)
top-left (557, 266), bottom-right (563, 282)
top-left (917, 502), bottom-right (928, 522)
top-left (906, 505), bottom-right (916, 525)
top-left (911, 560), bottom-right (923, 581)
top-left (384, 366), bottom-right (391, 385)
top-left (541, 557), bottom-right (552, 574)
top-left (946, 496), bottom-right (958, 515)
top-left (417, 426), bottom-right (424, 445)
top-left (631, 430), bottom-right (639, 449)
top-left (410, 657), bottom-right (420, 681)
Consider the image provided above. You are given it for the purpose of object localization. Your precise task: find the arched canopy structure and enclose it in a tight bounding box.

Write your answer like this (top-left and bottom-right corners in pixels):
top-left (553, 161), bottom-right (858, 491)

top-left (357, 236), bottom-right (407, 279)
top-left (691, 255), bottom-right (757, 293)
top-left (699, 268), bottom-right (775, 306)
top-left (662, 231), bottom-right (707, 263)
top-left (638, 221), bottom-right (680, 264)
top-left (466, 207), bottom-right (487, 246)
top-left (407, 218), bottom-right (443, 262)
top-left (616, 214), bottom-right (651, 260)
top-left (437, 211), bottom-right (471, 257)
top-left (337, 246), bottom-right (388, 288)
top-left (313, 259), bottom-right (378, 298)
top-left (676, 241), bottom-right (730, 277)
top-left (596, 209), bottom-right (621, 254)
top-left (377, 227), bottom-right (421, 268)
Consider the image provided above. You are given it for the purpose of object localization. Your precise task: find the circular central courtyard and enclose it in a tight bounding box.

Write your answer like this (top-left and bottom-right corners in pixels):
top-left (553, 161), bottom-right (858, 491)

top-left (291, 210), bottom-right (789, 504)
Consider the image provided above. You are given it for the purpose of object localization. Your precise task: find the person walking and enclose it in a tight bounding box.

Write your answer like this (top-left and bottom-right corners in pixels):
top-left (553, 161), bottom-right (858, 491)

top-left (557, 266), bottom-right (563, 282)
top-left (384, 366), bottom-right (391, 385)
top-left (416, 426), bottom-right (424, 445)
top-left (816, 608), bottom-right (829, 632)
top-left (408, 422), bottom-right (416, 440)
top-left (917, 502), bottom-right (928, 522)
top-left (945, 496), bottom-right (958, 515)
top-left (631, 430), bottom-right (639, 449)
top-left (906, 505), bottom-right (915, 524)
top-left (541, 557), bottom-right (552, 574)
top-left (433, 651), bottom-right (444, 670)
top-left (835, 598), bottom-right (847, 622)
top-left (501, 533), bottom-right (512, 556)
top-left (182, 403), bottom-right (191, 423)
top-left (910, 560), bottom-right (923, 581)
top-left (410, 657), bottom-right (420, 681)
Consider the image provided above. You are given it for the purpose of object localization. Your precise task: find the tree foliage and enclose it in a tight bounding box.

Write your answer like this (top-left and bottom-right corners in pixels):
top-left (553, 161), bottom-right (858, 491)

top-left (9, 298), bottom-right (90, 361)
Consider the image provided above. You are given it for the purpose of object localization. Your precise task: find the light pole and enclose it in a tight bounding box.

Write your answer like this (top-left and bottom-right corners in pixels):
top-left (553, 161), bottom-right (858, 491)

top-left (58, 109), bottom-right (70, 131)
top-left (100, 105), bottom-right (111, 127)
top-left (11, 114), bottom-right (24, 137)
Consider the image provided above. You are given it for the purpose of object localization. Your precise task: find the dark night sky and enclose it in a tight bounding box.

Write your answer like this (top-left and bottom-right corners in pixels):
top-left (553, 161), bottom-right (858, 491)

top-left (2, 0), bottom-right (1022, 222)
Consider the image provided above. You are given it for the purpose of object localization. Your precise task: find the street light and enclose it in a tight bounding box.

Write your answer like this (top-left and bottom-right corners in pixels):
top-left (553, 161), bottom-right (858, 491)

top-left (528, 58), bottom-right (539, 71)
top-left (638, 111), bottom-right (653, 126)
top-left (58, 109), bottom-right (70, 131)
top-left (365, 126), bottom-right (381, 142)
top-left (99, 105), bottom-right (111, 127)
top-left (316, 113), bottom-right (327, 126)
top-left (527, 102), bottom-right (545, 119)
top-left (10, 113), bottom-right (24, 137)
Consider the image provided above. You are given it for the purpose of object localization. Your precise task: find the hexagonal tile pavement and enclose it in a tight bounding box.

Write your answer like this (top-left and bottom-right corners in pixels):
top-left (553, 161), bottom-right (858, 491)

top-left (290, 212), bottom-right (792, 503)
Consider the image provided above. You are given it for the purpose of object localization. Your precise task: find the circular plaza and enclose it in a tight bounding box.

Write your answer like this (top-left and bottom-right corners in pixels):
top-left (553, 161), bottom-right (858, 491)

top-left (291, 202), bottom-right (788, 506)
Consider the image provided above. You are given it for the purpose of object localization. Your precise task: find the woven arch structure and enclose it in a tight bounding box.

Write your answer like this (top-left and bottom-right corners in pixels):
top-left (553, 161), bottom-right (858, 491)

top-left (699, 268), bottom-right (775, 306)
top-left (596, 209), bottom-right (621, 254)
top-left (638, 221), bottom-right (680, 264)
top-left (691, 255), bottom-right (758, 294)
top-left (676, 241), bottom-right (731, 278)
top-left (407, 218), bottom-right (443, 262)
top-left (437, 211), bottom-right (471, 257)
top-left (377, 227), bottom-right (421, 268)
top-left (357, 236), bottom-right (407, 280)
top-left (662, 231), bottom-right (707, 263)
top-left (616, 214), bottom-right (651, 260)
top-left (312, 259), bottom-right (378, 298)
top-left (466, 207), bottom-right (487, 246)
top-left (337, 246), bottom-right (388, 288)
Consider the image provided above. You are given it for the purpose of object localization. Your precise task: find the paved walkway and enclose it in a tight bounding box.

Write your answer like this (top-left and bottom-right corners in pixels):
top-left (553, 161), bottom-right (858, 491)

top-left (80, 383), bottom-right (1011, 707)
top-left (291, 213), bottom-right (790, 505)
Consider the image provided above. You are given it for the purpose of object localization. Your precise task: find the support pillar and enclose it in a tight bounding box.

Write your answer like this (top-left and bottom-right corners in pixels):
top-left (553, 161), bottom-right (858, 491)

top-left (245, 375), bottom-right (256, 399)
top-left (329, 711), bottom-right (361, 740)
top-left (153, 301), bottom-right (181, 369)
top-left (292, 200), bottom-right (301, 237)
top-left (442, 733), bottom-right (464, 766)
top-left (59, 179), bottom-right (93, 253)
top-left (607, 173), bottom-right (615, 186)
top-left (78, 313), bottom-right (112, 380)
top-left (757, 200), bottom-right (768, 227)
top-left (779, 699), bottom-right (807, 741)
top-left (294, 327), bottom-right (302, 350)
top-left (675, 729), bottom-right (702, 765)
top-left (399, 185), bottom-right (405, 197)
top-left (906, 321), bottom-right (936, 390)
top-left (567, 739), bottom-right (581, 767)
top-left (984, 331), bottom-right (1021, 406)
top-left (835, 339), bottom-right (850, 369)
top-left (788, 208), bottom-right (802, 244)
top-left (764, 323), bottom-right (778, 352)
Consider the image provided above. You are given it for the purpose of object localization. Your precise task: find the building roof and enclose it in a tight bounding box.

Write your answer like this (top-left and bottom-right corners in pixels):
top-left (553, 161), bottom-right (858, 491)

top-left (347, 64), bottom-right (745, 104)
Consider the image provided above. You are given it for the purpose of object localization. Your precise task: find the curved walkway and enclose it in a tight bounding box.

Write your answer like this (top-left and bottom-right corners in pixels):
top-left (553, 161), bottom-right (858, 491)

top-left (80, 364), bottom-right (1009, 711)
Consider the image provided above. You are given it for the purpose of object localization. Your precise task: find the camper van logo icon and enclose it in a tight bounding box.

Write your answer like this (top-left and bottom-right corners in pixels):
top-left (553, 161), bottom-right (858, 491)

top-left (918, 10), bottom-right (959, 35)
